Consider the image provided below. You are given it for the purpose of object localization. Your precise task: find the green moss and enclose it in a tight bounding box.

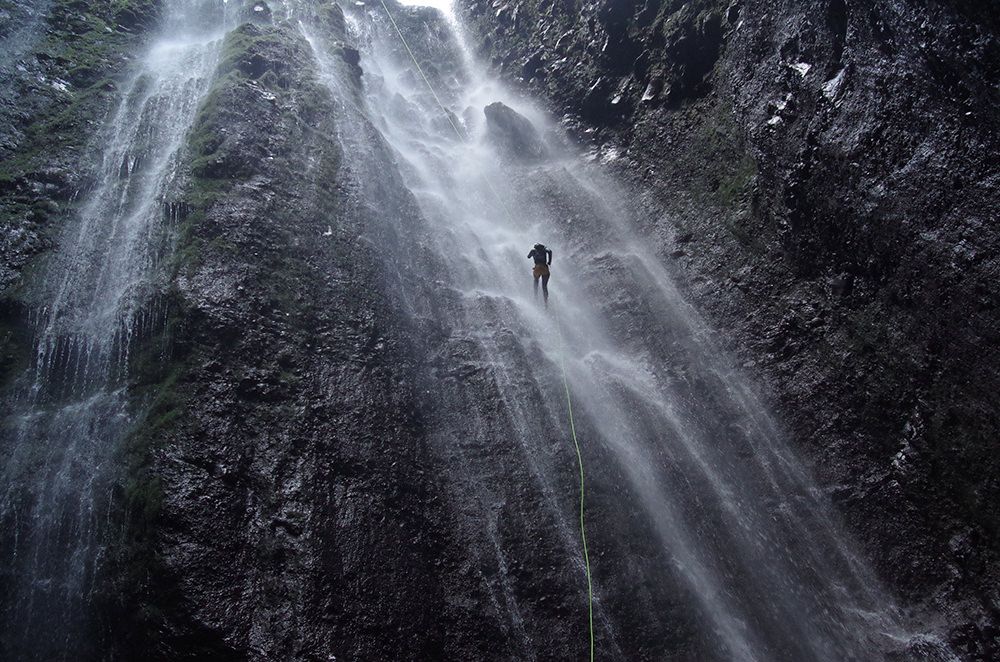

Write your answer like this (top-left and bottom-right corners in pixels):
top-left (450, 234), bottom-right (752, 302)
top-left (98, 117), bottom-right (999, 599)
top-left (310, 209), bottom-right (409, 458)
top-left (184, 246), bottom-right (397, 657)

top-left (110, 0), bottom-right (160, 29)
top-left (109, 291), bottom-right (193, 609)
top-left (186, 74), bottom-right (240, 178)
top-left (0, 0), bottom-right (147, 278)
top-left (167, 176), bottom-right (230, 278)
top-left (715, 154), bottom-right (756, 206)
top-left (176, 23), bottom-right (326, 279)
top-left (25, 78), bottom-right (119, 149)
top-left (216, 23), bottom-right (287, 79)
top-left (0, 313), bottom-right (32, 392)
top-left (1, 79), bottom-right (116, 184)
top-left (665, 96), bottom-right (762, 250)
top-left (1, 0), bottom-right (142, 165)
top-left (175, 67), bottom-right (246, 274)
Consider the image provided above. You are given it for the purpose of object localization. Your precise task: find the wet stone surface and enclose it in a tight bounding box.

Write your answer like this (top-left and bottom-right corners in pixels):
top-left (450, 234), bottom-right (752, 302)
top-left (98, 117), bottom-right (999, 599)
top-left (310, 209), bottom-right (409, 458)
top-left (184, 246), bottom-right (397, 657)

top-left (1, 0), bottom-right (998, 659)
top-left (460, 0), bottom-right (1000, 657)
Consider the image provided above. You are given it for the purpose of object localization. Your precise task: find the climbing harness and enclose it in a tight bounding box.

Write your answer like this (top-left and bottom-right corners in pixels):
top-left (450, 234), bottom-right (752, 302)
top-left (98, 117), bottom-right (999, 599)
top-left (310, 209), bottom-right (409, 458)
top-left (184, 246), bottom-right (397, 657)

top-left (374, 2), bottom-right (595, 659)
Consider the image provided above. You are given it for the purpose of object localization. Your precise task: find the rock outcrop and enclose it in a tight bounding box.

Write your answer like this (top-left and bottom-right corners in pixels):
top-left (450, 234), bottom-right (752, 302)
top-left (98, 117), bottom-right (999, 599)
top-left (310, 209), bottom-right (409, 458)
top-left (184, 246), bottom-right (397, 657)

top-left (108, 11), bottom-right (453, 659)
top-left (484, 101), bottom-right (548, 161)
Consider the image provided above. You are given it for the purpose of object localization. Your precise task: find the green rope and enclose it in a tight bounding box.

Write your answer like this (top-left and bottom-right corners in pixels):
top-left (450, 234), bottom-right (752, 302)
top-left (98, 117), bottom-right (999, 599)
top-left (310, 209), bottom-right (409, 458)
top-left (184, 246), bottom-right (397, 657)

top-left (560, 349), bottom-right (596, 662)
top-left (373, 2), bottom-right (596, 657)
top-left (375, 0), bottom-right (521, 224)
top-left (376, 0), bottom-right (466, 139)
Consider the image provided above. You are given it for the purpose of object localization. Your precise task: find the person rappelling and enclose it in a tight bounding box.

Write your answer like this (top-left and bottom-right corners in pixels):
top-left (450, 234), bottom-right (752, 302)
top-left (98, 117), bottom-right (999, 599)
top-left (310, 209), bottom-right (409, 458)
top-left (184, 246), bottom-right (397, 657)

top-left (528, 243), bottom-right (553, 304)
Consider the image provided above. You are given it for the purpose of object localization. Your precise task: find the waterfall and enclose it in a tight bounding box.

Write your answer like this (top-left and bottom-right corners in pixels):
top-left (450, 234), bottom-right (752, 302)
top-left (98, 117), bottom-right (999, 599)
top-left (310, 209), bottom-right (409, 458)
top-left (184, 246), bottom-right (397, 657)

top-left (300, 1), bottom-right (926, 659)
top-left (0, 0), bottom-right (964, 659)
top-left (0, 2), bottom-right (237, 658)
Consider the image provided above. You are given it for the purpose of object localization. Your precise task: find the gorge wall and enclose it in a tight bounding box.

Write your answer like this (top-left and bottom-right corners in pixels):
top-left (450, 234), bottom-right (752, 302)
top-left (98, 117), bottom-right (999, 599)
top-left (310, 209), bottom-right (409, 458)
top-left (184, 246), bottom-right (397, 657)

top-left (459, 0), bottom-right (1000, 656)
top-left (1, 0), bottom-right (998, 659)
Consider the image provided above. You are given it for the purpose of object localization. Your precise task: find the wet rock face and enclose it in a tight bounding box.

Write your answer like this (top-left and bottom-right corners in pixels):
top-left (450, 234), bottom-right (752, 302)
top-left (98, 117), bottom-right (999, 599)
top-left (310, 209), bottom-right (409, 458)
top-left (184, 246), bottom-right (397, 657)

top-left (120, 5), bottom-right (714, 658)
top-left (484, 101), bottom-right (548, 161)
top-left (0, 5), bottom-right (160, 647)
top-left (461, 0), bottom-right (1000, 655)
top-left (0, 0), bottom-right (155, 294)
top-left (463, 0), bottom-right (731, 127)
top-left (108, 14), bottom-right (457, 660)
top-left (0, 0), bottom-right (995, 658)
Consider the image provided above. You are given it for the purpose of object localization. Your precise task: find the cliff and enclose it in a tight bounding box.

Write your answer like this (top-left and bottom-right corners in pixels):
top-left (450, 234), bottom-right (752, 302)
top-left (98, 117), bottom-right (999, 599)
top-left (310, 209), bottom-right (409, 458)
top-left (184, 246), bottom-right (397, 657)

top-left (2, 0), bottom-right (998, 659)
top-left (460, 0), bottom-right (1000, 655)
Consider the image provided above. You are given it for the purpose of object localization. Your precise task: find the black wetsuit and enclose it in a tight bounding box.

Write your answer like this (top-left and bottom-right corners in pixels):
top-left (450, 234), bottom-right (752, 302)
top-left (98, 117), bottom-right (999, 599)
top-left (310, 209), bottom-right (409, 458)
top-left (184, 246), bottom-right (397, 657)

top-left (528, 245), bottom-right (553, 301)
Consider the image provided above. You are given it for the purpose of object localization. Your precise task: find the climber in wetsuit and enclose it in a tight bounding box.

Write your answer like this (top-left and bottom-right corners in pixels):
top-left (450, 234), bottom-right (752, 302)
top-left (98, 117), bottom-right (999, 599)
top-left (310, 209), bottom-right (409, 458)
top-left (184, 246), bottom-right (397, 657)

top-left (528, 243), bottom-right (553, 304)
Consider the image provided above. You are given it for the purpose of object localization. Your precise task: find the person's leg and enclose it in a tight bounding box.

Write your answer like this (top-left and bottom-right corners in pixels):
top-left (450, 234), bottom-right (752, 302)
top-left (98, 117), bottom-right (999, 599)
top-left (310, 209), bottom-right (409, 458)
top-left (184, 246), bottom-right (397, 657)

top-left (534, 275), bottom-right (540, 297)
top-left (542, 274), bottom-right (550, 302)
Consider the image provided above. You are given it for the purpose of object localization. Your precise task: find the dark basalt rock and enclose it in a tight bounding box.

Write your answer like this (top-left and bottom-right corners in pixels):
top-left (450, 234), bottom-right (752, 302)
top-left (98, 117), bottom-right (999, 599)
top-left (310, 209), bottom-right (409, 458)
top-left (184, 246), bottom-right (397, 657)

top-left (484, 101), bottom-right (548, 161)
top-left (0, 1), bottom-right (151, 295)
top-left (102, 9), bottom-right (477, 660)
top-left (460, 0), bottom-right (1000, 655)
top-left (339, 45), bottom-right (363, 82)
top-left (113, 0), bottom-right (161, 31)
top-left (1, 0), bottom-right (998, 658)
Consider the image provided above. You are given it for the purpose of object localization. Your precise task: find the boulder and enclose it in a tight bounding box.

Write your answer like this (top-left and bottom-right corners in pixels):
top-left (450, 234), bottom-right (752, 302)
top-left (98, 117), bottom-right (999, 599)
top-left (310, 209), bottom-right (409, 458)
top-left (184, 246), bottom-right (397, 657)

top-left (483, 101), bottom-right (547, 162)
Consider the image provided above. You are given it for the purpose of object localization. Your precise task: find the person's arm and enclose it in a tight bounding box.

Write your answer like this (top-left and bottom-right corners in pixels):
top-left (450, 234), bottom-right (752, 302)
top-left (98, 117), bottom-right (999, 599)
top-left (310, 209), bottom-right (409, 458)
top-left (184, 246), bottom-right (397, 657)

top-left (547, 249), bottom-right (553, 265)
top-left (527, 249), bottom-right (535, 259)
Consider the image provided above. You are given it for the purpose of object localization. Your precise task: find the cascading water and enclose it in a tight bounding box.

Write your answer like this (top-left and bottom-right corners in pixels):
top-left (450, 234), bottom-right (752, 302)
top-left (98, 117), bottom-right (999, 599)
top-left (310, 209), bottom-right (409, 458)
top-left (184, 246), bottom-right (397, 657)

top-left (0, 2), bottom-right (239, 658)
top-left (0, 0), bottom-right (964, 658)
top-left (0, 2), bottom-right (52, 94)
top-left (301, 1), bottom-right (954, 659)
